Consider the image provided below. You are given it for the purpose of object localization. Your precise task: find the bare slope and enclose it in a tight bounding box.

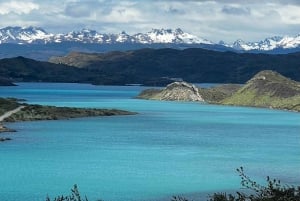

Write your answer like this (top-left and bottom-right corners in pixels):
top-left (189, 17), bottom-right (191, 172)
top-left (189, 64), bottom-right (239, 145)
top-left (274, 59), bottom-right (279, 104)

top-left (137, 82), bottom-right (204, 101)
top-left (137, 82), bottom-right (240, 102)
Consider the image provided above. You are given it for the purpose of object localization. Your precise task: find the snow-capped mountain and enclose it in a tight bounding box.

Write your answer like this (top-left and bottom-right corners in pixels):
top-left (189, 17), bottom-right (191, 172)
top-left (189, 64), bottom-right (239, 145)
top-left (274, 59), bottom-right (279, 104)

top-left (133, 28), bottom-right (213, 44)
top-left (0, 26), bottom-right (53, 44)
top-left (0, 26), bottom-right (212, 45)
top-left (229, 35), bottom-right (300, 51)
top-left (1, 26), bottom-right (300, 52)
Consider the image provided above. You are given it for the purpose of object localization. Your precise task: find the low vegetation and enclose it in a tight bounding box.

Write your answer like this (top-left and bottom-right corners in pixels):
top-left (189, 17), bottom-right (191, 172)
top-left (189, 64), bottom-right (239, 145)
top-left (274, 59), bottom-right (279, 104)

top-left (0, 98), bottom-right (21, 116)
top-left (46, 185), bottom-right (89, 201)
top-left (199, 84), bottom-right (241, 103)
top-left (207, 167), bottom-right (300, 201)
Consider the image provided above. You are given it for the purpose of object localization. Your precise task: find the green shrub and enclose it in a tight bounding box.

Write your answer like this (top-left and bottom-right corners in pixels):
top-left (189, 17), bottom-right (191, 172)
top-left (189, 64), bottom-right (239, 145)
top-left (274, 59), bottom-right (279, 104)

top-left (46, 185), bottom-right (88, 201)
top-left (208, 167), bottom-right (300, 201)
top-left (47, 168), bottom-right (300, 201)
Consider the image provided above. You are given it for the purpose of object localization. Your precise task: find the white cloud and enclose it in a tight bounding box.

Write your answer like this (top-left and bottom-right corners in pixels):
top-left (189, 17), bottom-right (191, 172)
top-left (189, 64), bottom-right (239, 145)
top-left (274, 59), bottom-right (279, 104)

top-left (0, 0), bottom-right (300, 42)
top-left (0, 1), bottom-right (39, 15)
top-left (276, 5), bottom-right (300, 24)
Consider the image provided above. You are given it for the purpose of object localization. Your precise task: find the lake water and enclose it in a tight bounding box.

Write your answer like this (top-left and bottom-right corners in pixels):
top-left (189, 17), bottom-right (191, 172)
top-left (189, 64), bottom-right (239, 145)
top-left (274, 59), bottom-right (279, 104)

top-left (0, 83), bottom-right (300, 201)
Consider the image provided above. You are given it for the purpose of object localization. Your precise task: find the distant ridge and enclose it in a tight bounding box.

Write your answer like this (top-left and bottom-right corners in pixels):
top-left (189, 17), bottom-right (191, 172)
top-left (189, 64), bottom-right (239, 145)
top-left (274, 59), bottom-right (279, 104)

top-left (49, 48), bottom-right (300, 85)
top-left (2, 48), bottom-right (300, 86)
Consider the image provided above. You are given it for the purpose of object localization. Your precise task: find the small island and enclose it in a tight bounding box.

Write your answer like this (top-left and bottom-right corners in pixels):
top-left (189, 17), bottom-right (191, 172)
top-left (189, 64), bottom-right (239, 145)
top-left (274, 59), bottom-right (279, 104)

top-left (0, 97), bottom-right (136, 142)
top-left (137, 70), bottom-right (300, 112)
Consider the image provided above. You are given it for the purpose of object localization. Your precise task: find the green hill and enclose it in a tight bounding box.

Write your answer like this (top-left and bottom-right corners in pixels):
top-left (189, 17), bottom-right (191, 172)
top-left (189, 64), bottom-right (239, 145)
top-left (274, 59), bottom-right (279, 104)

top-left (221, 70), bottom-right (300, 111)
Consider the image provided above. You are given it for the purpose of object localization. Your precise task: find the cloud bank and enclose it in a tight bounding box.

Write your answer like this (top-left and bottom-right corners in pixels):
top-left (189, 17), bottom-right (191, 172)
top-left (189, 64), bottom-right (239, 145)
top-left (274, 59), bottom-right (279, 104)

top-left (0, 0), bottom-right (299, 42)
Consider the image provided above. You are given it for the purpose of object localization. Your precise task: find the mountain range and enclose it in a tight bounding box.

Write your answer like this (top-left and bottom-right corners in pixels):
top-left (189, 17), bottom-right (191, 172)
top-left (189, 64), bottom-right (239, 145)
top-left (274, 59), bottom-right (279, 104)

top-left (1, 26), bottom-right (300, 55)
top-left (0, 26), bottom-right (213, 45)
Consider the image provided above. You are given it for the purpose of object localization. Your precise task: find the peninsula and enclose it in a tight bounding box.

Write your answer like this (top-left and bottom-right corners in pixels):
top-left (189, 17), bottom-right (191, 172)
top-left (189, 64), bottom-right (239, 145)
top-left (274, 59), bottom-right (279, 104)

top-left (0, 98), bottom-right (136, 141)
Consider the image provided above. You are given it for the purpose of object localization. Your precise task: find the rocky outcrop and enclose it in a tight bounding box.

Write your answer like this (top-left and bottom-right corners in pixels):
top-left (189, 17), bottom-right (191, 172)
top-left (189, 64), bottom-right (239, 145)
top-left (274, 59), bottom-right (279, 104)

top-left (138, 82), bottom-right (204, 101)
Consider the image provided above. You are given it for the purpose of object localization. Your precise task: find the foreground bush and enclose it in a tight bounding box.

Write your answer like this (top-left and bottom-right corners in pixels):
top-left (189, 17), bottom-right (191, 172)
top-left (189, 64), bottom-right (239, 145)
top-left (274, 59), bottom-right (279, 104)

top-left (46, 184), bottom-right (89, 201)
top-left (207, 167), bottom-right (300, 201)
top-left (47, 167), bottom-right (300, 201)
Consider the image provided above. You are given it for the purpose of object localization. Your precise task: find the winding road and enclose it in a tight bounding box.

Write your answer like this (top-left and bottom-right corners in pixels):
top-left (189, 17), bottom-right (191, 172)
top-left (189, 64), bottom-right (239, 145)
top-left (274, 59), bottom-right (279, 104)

top-left (0, 106), bottom-right (25, 122)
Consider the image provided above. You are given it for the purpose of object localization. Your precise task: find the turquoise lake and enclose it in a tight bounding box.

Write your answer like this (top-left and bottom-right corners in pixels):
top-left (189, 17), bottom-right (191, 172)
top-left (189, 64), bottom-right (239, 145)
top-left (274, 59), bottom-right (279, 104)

top-left (0, 83), bottom-right (300, 201)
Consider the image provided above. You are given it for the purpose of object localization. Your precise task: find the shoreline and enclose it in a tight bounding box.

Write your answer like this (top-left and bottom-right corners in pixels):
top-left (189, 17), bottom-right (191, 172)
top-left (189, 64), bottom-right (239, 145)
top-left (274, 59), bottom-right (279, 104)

top-left (0, 97), bottom-right (137, 142)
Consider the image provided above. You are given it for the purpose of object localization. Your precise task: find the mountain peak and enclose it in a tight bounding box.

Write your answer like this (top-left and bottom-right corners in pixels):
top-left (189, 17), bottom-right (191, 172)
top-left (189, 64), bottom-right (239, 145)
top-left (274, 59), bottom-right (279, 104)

top-left (175, 28), bottom-right (184, 34)
top-left (145, 28), bottom-right (213, 44)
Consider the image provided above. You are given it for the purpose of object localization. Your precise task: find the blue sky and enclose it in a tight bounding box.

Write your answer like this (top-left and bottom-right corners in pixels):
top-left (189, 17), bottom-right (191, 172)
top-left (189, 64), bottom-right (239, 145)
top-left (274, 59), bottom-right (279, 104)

top-left (0, 0), bottom-right (300, 42)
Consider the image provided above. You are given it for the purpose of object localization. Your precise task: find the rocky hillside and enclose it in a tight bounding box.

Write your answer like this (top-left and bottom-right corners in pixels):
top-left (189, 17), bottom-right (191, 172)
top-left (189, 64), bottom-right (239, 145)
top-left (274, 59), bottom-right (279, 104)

top-left (198, 84), bottom-right (241, 103)
top-left (221, 70), bottom-right (300, 111)
top-left (137, 82), bottom-right (240, 102)
top-left (137, 82), bottom-right (204, 101)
